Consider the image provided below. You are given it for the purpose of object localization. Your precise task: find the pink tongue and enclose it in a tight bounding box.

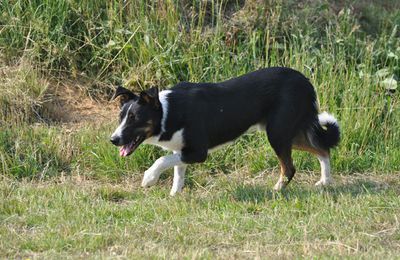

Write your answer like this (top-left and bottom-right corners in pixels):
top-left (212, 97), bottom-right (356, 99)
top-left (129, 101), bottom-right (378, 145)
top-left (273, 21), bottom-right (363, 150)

top-left (119, 146), bottom-right (128, 157)
top-left (119, 140), bottom-right (138, 157)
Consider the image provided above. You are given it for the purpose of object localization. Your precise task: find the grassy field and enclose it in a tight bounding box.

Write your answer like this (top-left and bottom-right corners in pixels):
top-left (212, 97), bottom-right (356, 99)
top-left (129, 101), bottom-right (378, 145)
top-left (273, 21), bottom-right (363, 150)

top-left (0, 0), bottom-right (399, 258)
top-left (1, 173), bottom-right (400, 258)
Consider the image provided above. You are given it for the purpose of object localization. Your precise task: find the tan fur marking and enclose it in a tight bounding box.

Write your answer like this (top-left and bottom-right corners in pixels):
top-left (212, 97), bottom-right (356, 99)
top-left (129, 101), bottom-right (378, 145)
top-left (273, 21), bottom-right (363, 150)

top-left (274, 151), bottom-right (296, 190)
top-left (292, 132), bottom-right (329, 157)
top-left (144, 120), bottom-right (154, 138)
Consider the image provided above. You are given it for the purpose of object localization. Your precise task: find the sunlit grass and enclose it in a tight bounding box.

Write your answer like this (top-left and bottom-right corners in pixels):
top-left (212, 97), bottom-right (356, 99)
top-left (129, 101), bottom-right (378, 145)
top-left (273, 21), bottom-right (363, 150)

top-left (1, 173), bottom-right (399, 258)
top-left (0, 1), bottom-right (399, 257)
top-left (1, 0), bottom-right (398, 174)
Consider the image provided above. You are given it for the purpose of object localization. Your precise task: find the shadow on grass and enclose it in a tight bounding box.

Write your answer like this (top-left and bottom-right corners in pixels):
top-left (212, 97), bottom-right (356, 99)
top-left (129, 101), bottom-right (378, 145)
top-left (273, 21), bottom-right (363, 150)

top-left (232, 179), bottom-right (390, 203)
top-left (232, 185), bottom-right (274, 203)
top-left (96, 187), bottom-right (139, 202)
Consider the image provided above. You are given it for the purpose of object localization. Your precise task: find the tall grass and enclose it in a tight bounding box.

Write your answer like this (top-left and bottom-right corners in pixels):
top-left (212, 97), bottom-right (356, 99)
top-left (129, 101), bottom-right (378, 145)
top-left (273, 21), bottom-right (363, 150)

top-left (0, 0), bottom-right (399, 178)
top-left (0, 60), bottom-right (48, 124)
top-left (0, 2), bottom-right (399, 257)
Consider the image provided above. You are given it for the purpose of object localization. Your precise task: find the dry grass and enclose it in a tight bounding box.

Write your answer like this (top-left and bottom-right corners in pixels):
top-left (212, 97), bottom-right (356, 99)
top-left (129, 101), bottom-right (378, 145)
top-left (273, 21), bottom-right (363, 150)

top-left (0, 1), bottom-right (399, 258)
top-left (1, 172), bottom-right (399, 258)
top-left (42, 79), bottom-right (118, 125)
top-left (0, 59), bottom-right (48, 123)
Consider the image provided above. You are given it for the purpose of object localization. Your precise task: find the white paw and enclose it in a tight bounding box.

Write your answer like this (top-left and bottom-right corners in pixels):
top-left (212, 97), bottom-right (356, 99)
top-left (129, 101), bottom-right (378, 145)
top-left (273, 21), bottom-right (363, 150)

top-left (141, 170), bottom-right (160, 187)
top-left (273, 181), bottom-right (286, 191)
top-left (315, 179), bottom-right (333, 187)
top-left (170, 183), bottom-right (184, 196)
top-left (170, 187), bottom-right (182, 196)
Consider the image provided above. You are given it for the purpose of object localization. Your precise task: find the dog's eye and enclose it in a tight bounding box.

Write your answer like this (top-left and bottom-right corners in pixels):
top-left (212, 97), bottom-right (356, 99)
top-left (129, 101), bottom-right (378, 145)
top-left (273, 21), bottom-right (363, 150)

top-left (128, 113), bottom-right (135, 120)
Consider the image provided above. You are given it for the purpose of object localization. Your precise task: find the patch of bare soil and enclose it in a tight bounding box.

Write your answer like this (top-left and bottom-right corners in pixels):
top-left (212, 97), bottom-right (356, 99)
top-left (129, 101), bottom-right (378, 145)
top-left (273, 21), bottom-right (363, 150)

top-left (44, 79), bottom-right (118, 127)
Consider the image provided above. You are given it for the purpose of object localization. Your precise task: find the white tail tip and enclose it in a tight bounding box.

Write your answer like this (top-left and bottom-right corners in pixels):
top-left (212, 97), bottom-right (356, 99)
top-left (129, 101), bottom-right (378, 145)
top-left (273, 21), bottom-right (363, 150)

top-left (318, 112), bottom-right (338, 126)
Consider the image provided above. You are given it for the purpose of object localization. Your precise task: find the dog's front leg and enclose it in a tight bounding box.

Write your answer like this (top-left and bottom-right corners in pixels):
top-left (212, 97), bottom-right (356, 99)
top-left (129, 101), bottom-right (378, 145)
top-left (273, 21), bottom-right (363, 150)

top-left (170, 151), bottom-right (187, 196)
top-left (170, 164), bottom-right (187, 196)
top-left (141, 153), bottom-right (185, 189)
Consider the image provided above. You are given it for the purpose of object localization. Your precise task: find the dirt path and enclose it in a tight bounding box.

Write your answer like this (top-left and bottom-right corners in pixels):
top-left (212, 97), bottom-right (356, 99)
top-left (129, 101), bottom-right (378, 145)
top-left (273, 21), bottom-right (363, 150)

top-left (44, 79), bottom-right (118, 127)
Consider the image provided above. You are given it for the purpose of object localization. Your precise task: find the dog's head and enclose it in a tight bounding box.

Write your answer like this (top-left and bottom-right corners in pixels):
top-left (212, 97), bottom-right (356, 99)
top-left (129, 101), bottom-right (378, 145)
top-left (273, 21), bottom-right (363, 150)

top-left (110, 86), bottom-right (162, 157)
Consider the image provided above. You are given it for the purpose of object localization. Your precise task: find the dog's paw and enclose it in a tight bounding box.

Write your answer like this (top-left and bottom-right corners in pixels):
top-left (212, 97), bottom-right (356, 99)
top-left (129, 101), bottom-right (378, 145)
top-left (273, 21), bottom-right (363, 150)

top-left (273, 181), bottom-right (286, 191)
top-left (170, 185), bottom-right (184, 196)
top-left (141, 170), bottom-right (160, 187)
top-left (170, 188), bottom-right (181, 196)
top-left (315, 179), bottom-right (333, 187)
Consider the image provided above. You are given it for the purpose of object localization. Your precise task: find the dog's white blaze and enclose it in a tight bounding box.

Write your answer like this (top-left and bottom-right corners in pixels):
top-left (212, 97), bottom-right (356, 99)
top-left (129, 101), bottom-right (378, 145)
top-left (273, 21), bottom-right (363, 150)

top-left (316, 155), bottom-right (332, 185)
top-left (144, 129), bottom-right (184, 151)
top-left (158, 90), bottom-right (172, 132)
top-left (318, 111), bottom-right (338, 126)
top-left (111, 104), bottom-right (132, 138)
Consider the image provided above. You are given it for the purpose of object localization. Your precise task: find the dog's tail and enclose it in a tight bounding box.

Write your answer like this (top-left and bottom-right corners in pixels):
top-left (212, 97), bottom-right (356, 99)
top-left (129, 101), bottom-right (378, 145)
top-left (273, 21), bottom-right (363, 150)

top-left (307, 112), bottom-right (340, 150)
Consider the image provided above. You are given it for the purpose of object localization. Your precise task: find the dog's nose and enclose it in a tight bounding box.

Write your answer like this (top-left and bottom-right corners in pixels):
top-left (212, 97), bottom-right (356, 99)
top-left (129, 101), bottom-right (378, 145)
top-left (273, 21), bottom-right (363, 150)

top-left (110, 136), bottom-right (120, 145)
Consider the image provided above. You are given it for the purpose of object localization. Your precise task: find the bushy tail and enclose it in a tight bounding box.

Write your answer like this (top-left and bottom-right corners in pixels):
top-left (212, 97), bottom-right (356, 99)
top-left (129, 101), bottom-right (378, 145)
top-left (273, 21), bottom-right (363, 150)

top-left (308, 112), bottom-right (340, 150)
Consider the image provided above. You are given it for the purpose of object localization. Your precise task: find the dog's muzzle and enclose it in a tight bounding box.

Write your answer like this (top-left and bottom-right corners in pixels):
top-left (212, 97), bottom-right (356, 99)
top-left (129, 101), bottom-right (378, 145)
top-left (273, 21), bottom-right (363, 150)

top-left (110, 135), bottom-right (120, 146)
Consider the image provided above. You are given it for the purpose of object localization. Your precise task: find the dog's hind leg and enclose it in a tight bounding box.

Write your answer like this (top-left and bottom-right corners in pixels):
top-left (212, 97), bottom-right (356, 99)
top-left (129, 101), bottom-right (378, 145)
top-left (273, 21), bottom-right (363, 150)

top-left (170, 151), bottom-right (187, 196)
top-left (266, 130), bottom-right (296, 191)
top-left (315, 155), bottom-right (332, 186)
top-left (266, 110), bottom-right (298, 191)
top-left (272, 148), bottom-right (296, 191)
top-left (141, 153), bottom-right (185, 188)
top-left (292, 132), bottom-right (332, 186)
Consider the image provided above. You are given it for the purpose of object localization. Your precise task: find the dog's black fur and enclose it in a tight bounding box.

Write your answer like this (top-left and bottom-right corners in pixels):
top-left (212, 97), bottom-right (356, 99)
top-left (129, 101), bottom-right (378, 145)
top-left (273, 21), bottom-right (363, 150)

top-left (111, 67), bottom-right (340, 189)
top-left (160, 68), bottom-right (339, 163)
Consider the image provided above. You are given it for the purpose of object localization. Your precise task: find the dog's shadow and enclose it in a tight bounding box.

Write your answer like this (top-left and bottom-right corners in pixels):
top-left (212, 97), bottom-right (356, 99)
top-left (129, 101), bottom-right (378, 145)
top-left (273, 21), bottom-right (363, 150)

top-left (231, 179), bottom-right (390, 203)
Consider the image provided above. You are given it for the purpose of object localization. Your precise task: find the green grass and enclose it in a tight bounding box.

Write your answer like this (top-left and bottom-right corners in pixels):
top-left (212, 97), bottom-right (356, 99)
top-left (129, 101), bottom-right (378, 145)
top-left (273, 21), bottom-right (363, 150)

top-left (1, 173), bottom-right (399, 258)
top-left (1, 0), bottom-right (399, 173)
top-left (0, 60), bottom-right (48, 124)
top-left (0, 0), bottom-right (400, 257)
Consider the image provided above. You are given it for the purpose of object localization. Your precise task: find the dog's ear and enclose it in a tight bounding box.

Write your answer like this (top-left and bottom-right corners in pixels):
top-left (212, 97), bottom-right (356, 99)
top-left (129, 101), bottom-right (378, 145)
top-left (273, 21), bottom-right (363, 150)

top-left (111, 86), bottom-right (138, 107)
top-left (139, 87), bottom-right (160, 108)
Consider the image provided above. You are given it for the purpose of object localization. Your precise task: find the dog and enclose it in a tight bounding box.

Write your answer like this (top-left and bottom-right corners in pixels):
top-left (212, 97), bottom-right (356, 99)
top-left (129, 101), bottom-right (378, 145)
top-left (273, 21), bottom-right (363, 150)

top-left (110, 67), bottom-right (340, 195)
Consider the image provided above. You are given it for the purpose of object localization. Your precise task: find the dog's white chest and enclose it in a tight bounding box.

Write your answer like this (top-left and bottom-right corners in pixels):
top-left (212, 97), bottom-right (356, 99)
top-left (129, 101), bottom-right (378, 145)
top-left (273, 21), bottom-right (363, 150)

top-left (144, 129), bottom-right (184, 152)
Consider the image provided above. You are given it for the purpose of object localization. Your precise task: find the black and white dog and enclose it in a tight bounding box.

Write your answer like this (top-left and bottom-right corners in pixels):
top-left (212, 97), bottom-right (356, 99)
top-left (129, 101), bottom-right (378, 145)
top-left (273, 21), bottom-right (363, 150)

top-left (110, 67), bottom-right (340, 195)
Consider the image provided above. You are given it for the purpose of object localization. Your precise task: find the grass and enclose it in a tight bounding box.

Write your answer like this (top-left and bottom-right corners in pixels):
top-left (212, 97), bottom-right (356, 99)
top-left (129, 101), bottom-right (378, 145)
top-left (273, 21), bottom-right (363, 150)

top-left (0, 0), bottom-right (400, 258)
top-left (1, 0), bottom-right (399, 173)
top-left (1, 173), bottom-right (399, 258)
top-left (0, 60), bottom-right (48, 124)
